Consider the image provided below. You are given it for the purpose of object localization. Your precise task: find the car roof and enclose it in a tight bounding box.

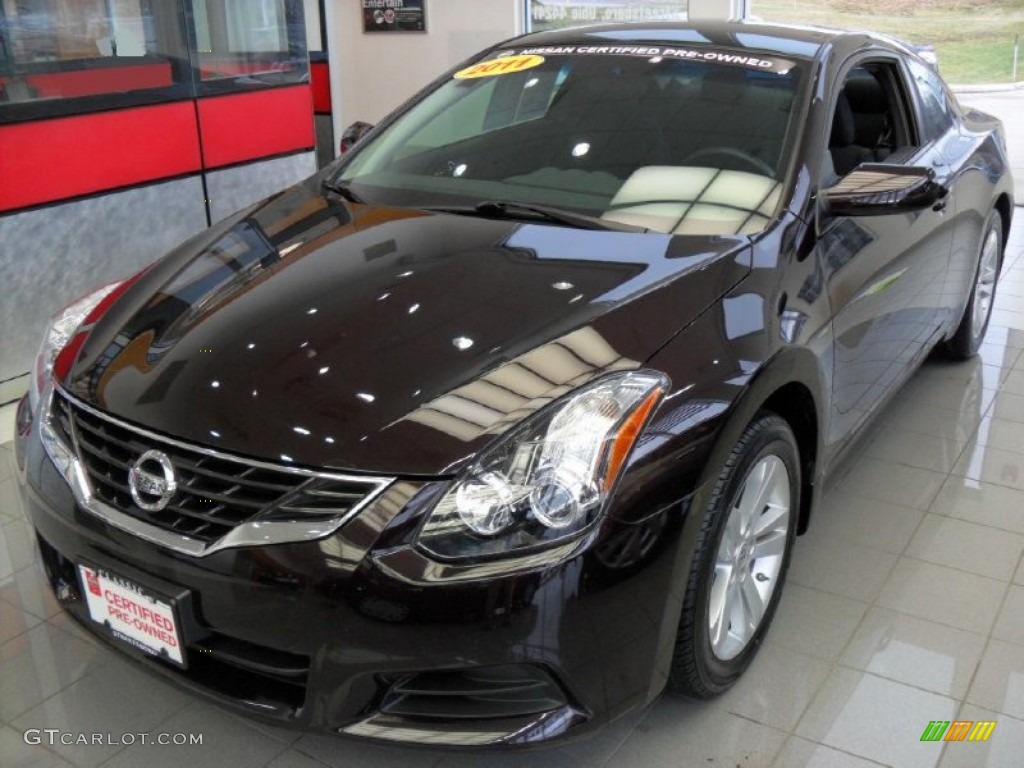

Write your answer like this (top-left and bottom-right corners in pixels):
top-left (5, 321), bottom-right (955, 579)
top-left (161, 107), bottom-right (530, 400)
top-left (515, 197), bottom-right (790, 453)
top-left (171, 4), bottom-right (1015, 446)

top-left (511, 20), bottom-right (890, 61)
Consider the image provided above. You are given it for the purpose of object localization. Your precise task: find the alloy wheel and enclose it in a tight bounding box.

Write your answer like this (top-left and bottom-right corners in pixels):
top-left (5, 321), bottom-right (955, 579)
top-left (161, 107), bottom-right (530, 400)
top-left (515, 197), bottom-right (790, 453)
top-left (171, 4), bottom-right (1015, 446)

top-left (708, 455), bottom-right (791, 661)
top-left (972, 228), bottom-right (1000, 341)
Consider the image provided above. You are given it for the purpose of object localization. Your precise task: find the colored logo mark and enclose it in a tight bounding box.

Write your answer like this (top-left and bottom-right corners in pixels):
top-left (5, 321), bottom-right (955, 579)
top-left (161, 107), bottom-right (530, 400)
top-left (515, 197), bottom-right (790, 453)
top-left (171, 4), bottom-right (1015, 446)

top-left (920, 720), bottom-right (997, 742)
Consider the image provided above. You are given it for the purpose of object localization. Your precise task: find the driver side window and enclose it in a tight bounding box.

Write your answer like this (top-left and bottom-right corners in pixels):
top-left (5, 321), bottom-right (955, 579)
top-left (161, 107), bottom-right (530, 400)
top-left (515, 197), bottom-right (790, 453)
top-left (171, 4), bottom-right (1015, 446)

top-left (826, 61), bottom-right (919, 182)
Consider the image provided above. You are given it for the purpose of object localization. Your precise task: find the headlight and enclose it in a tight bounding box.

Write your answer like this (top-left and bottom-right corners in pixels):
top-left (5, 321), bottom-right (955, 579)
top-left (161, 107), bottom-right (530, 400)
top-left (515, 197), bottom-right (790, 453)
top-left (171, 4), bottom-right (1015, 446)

top-left (417, 370), bottom-right (668, 560)
top-left (28, 280), bottom-right (126, 412)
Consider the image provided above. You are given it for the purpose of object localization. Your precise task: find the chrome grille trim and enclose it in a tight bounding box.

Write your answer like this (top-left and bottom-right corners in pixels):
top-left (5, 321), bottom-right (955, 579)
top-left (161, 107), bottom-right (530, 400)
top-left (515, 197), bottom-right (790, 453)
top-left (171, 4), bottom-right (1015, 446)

top-left (40, 384), bottom-right (395, 557)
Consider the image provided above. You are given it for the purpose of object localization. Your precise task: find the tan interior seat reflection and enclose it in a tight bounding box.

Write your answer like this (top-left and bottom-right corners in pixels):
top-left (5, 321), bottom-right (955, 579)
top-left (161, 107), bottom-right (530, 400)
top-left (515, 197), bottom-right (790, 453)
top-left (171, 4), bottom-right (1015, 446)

top-left (602, 166), bottom-right (782, 236)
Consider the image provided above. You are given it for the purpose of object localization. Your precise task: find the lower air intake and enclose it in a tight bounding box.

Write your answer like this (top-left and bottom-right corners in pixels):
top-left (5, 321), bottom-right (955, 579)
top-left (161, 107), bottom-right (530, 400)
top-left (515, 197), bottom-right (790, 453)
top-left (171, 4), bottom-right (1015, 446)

top-left (379, 665), bottom-right (568, 721)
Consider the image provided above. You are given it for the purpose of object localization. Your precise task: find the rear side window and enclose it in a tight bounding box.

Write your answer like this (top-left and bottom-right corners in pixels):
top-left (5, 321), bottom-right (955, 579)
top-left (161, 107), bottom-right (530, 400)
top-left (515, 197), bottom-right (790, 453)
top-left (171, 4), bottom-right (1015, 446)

top-left (907, 59), bottom-right (953, 142)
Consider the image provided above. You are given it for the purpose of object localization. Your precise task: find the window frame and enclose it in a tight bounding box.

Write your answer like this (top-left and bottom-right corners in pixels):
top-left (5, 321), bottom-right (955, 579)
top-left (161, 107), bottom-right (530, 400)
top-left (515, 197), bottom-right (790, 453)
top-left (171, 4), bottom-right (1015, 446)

top-left (904, 57), bottom-right (955, 147)
top-left (821, 53), bottom-right (922, 185)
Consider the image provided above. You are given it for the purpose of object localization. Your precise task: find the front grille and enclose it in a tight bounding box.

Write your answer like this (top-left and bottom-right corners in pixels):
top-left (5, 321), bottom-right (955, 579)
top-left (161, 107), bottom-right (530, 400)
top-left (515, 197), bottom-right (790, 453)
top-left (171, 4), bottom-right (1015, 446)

top-left (54, 390), bottom-right (374, 543)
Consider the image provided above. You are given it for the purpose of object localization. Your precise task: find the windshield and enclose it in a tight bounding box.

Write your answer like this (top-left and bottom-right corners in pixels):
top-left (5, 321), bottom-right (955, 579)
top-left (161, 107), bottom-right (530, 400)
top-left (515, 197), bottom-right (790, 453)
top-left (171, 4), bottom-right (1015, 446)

top-left (338, 45), bottom-right (806, 236)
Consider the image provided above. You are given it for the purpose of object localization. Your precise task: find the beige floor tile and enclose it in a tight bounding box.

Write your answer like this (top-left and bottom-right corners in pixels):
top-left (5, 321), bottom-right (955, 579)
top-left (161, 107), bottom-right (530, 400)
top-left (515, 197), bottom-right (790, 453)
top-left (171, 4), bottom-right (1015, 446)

top-left (953, 441), bottom-right (1024, 491)
top-left (0, 479), bottom-right (24, 526)
top-left (0, 407), bottom-right (15, 448)
top-left (0, 520), bottom-right (40, 581)
top-left (978, 342), bottom-right (1022, 371)
top-left (610, 697), bottom-right (787, 768)
top-left (0, 623), bottom-right (113, 722)
top-left (789, 534), bottom-right (898, 602)
top-left (998, 369), bottom-right (1024, 397)
top-left (0, 725), bottom-right (74, 768)
top-left (840, 607), bottom-right (986, 698)
top-left (0, 599), bottom-right (41, 645)
top-left (10, 661), bottom-right (193, 768)
top-left (996, 294), bottom-right (1024, 313)
top-left (937, 705), bottom-right (1024, 768)
top-left (266, 750), bottom-right (334, 768)
top-left (770, 584), bottom-right (868, 661)
top-left (876, 558), bottom-right (1006, 633)
top-left (297, 732), bottom-right (447, 768)
top-left (862, 427), bottom-right (968, 474)
top-left (930, 475), bottom-right (1024, 535)
top-left (906, 515), bottom-right (1024, 581)
top-left (46, 611), bottom-right (103, 648)
top-left (884, 403), bottom-right (985, 444)
top-left (989, 390), bottom-right (1024, 423)
top-left (810, 491), bottom-right (924, 554)
top-left (990, 310), bottom-right (1024, 330)
top-left (914, 359), bottom-right (1008, 387)
top-left (796, 667), bottom-right (956, 768)
top-left (962, 415), bottom-right (1024, 456)
top-left (983, 326), bottom-right (1024, 350)
top-left (966, 639), bottom-right (1024, 720)
top-left (364, 710), bottom-right (645, 768)
top-left (896, 379), bottom-right (998, 415)
top-left (993, 585), bottom-right (1024, 645)
top-left (715, 643), bottom-right (831, 731)
top-left (838, 458), bottom-right (946, 511)
top-left (772, 737), bottom-right (887, 768)
top-left (0, 562), bottom-right (62, 620)
top-left (101, 702), bottom-right (291, 768)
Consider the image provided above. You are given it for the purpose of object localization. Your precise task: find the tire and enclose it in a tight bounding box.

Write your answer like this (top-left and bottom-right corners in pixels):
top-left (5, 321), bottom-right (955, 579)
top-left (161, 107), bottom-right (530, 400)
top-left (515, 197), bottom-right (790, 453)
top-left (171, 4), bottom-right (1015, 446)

top-left (942, 209), bottom-right (1003, 360)
top-left (667, 412), bottom-right (800, 698)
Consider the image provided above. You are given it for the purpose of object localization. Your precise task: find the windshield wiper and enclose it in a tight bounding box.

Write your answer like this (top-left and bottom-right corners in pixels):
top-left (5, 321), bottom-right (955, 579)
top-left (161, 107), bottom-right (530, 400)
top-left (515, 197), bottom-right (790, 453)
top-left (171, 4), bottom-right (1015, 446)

top-left (321, 177), bottom-right (365, 204)
top-left (424, 200), bottom-right (647, 233)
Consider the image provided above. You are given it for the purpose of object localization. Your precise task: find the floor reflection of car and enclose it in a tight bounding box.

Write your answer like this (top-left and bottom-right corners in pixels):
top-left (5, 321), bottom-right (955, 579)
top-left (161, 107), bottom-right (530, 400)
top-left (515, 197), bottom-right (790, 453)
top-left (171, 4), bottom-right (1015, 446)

top-left (16, 21), bottom-right (1013, 748)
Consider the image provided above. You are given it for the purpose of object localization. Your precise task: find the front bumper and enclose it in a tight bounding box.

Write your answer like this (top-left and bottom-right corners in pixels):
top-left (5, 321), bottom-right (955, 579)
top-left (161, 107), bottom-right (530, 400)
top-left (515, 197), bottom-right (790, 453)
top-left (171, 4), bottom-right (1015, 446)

top-left (15, 395), bottom-right (689, 748)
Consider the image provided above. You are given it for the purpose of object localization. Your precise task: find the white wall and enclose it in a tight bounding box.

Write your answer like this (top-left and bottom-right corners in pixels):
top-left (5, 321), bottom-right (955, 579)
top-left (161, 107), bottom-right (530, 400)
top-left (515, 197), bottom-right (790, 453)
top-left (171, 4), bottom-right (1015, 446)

top-left (326, 0), bottom-right (522, 143)
top-left (688, 0), bottom-right (745, 21)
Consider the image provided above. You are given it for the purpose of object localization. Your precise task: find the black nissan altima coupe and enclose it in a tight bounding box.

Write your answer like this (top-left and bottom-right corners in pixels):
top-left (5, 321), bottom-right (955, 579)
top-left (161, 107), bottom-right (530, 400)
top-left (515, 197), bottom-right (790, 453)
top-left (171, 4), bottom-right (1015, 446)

top-left (15, 21), bottom-right (1013, 747)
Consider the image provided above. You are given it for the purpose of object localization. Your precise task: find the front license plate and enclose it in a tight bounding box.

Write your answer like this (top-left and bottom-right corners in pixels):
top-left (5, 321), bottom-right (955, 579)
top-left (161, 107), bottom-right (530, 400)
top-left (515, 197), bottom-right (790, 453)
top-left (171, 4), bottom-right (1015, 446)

top-left (77, 564), bottom-right (186, 667)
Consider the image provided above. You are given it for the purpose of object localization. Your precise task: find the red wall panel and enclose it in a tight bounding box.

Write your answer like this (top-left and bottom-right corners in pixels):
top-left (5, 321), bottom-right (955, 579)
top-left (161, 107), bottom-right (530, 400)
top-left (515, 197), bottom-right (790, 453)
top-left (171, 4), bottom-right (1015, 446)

top-left (311, 61), bottom-right (332, 114)
top-left (197, 85), bottom-right (315, 169)
top-left (26, 63), bottom-right (173, 98)
top-left (0, 102), bottom-right (202, 212)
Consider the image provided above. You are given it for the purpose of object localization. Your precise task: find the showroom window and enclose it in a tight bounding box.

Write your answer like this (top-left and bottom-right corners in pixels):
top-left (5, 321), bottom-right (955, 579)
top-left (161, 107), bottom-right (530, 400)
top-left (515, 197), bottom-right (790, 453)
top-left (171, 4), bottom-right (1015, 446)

top-left (748, 0), bottom-right (1024, 85)
top-left (187, 0), bottom-right (308, 93)
top-left (526, 1), bottom-right (688, 32)
top-left (0, 0), bottom-right (309, 122)
top-left (0, 0), bottom-right (192, 121)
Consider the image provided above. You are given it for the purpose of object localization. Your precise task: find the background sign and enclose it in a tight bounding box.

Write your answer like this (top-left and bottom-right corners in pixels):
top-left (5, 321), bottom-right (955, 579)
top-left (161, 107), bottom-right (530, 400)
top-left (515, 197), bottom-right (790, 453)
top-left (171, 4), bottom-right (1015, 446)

top-left (528, 1), bottom-right (688, 31)
top-left (363, 0), bottom-right (427, 33)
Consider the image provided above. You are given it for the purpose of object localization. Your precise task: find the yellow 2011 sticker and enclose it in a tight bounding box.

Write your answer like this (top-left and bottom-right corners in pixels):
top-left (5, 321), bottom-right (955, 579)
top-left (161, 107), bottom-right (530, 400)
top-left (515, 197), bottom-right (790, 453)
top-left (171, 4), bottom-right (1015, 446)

top-left (454, 54), bottom-right (545, 80)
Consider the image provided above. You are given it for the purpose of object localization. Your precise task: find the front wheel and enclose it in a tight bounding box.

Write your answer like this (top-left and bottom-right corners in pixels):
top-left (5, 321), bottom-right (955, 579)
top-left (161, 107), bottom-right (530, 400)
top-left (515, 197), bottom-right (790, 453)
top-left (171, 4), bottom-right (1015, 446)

top-left (667, 413), bottom-right (799, 698)
top-left (942, 210), bottom-right (1003, 360)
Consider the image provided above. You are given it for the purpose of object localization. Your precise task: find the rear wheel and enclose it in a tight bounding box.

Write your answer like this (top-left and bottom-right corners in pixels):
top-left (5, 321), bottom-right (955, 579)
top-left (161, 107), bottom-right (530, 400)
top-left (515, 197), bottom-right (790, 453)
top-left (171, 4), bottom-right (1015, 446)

top-left (942, 210), bottom-right (1003, 360)
top-left (667, 413), bottom-right (799, 697)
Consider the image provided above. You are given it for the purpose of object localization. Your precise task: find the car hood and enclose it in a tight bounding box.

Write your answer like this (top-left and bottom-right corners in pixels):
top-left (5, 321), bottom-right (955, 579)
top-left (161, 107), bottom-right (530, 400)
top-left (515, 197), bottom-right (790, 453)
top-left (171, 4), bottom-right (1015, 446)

top-left (65, 178), bottom-right (750, 476)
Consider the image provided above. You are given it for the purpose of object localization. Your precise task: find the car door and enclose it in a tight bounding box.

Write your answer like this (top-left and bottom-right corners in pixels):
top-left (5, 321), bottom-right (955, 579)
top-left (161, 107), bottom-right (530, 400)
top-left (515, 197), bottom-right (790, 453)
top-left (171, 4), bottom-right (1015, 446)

top-left (904, 58), bottom-right (979, 330)
top-left (821, 56), bottom-right (956, 446)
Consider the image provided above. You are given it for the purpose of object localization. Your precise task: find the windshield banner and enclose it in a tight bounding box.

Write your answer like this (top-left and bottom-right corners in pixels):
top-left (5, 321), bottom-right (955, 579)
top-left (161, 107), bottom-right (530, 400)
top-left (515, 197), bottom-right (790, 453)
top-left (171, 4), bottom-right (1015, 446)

top-left (490, 45), bottom-right (795, 75)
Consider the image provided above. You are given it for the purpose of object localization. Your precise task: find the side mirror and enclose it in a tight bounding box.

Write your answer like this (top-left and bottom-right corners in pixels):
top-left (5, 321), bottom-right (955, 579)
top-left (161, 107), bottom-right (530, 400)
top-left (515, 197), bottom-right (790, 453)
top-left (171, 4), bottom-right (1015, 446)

top-left (822, 163), bottom-right (948, 217)
top-left (339, 121), bottom-right (374, 155)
